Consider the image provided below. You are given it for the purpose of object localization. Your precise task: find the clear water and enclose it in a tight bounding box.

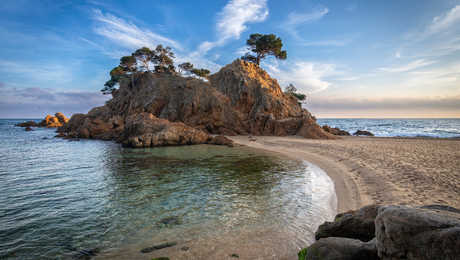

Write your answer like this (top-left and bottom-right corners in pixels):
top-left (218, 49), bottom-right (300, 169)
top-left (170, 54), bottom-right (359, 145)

top-left (0, 119), bottom-right (336, 259)
top-left (317, 118), bottom-right (460, 138)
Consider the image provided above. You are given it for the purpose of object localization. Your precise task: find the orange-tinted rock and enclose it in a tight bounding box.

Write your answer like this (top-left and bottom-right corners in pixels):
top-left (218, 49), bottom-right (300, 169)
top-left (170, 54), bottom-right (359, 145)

top-left (59, 59), bottom-right (334, 146)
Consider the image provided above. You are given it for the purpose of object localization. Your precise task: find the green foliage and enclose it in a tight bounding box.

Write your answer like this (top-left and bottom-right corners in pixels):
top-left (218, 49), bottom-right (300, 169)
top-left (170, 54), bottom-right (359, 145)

top-left (243, 33), bottom-right (287, 65)
top-left (101, 45), bottom-right (178, 94)
top-left (178, 62), bottom-right (194, 73)
top-left (151, 258), bottom-right (170, 260)
top-left (298, 248), bottom-right (308, 260)
top-left (132, 47), bottom-right (155, 71)
top-left (154, 45), bottom-right (175, 73)
top-left (284, 83), bottom-right (307, 103)
top-left (191, 68), bottom-right (211, 79)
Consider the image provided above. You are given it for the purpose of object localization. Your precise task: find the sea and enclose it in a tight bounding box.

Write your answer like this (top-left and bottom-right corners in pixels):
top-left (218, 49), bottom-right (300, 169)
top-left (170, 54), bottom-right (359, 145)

top-left (0, 119), bottom-right (336, 259)
top-left (317, 118), bottom-right (460, 138)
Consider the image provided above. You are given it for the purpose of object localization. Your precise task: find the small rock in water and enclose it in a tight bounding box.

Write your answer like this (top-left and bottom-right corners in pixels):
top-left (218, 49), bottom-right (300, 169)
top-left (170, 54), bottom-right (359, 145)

top-left (25, 126), bottom-right (33, 131)
top-left (158, 216), bottom-right (181, 226)
top-left (180, 246), bottom-right (190, 251)
top-left (151, 257), bottom-right (170, 260)
top-left (140, 242), bottom-right (177, 253)
top-left (71, 248), bottom-right (100, 260)
top-left (230, 253), bottom-right (239, 258)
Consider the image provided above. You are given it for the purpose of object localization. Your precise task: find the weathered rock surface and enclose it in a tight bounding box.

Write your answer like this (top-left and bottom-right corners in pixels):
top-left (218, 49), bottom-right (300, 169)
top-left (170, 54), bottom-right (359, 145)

top-left (16, 113), bottom-right (69, 129)
top-left (375, 205), bottom-right (460, 260)
top-left (322, 125), bottom-right (351, 136)
top-left (315, 204), bottom-right (379, 242)
top-left (304, 204), bottom-right (460, 260)
top-left (302, 237), bottom-right (378, 260)
top-left (353, 130), bottom-right (374, 136)
top-left (59, 59), bottom-right (333, 147)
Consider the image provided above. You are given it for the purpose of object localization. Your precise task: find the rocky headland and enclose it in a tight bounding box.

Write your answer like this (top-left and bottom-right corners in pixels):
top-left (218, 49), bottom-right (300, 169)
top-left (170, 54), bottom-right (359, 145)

top-left (57, 59), bottom-right (334, 147)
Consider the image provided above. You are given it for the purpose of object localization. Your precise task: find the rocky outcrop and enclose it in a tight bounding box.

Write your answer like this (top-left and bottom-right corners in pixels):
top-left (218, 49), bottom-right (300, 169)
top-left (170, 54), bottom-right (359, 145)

top-left (315, 204), bottom-right (379, 242)
top-left (322, 125), bottom-right (351, 136)
top-left (353, 130), bottom-right (374, 136)
top-left (301, 205), bottom-right (460, 260)
top-left (58, 60), bottom-right (333, 147)
top-left (16, 113), bottom-right (69, 129)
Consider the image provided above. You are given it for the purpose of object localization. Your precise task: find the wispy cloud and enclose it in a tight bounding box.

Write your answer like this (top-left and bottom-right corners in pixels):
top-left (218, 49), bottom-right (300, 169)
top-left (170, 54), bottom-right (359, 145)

top-left (265, 60), bottom-right (338, 93)
top-left (196, 0), bottom-right (268, 54)
top-left (379, 59), bottom-right (435, 73)
top-left (428, 5), bottom-right (460, 34)
top-left (93, 9), bottom-right (182, 50)
top-left (282, 8), bottom-right (329, 38)
top-left (0, 85), bottom-right (110, 118)
top-left (300, 38), bottom-right (353, 47)
top-left (0, 60), bottom-right (74, 83)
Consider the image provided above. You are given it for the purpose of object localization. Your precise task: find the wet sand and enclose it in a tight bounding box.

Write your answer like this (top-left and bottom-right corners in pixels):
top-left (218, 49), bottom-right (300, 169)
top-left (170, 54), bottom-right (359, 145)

top-left (230, 136), bottom-right (460, 212)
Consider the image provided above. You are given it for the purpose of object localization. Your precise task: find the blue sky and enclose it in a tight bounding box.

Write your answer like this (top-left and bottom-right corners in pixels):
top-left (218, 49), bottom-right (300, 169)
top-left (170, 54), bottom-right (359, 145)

top-left (1, 0), bottom-right (460, 118)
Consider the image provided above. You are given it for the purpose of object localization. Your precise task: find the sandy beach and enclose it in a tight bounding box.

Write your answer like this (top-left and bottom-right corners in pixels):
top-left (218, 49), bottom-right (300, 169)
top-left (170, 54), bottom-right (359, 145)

top-left (230, 136), bottom-right (460, 212)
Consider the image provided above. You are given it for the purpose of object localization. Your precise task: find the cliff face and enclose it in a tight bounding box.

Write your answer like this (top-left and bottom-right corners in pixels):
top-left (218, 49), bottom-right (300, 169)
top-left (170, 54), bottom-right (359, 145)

top-left (59, 59), bottom-right (333, 147)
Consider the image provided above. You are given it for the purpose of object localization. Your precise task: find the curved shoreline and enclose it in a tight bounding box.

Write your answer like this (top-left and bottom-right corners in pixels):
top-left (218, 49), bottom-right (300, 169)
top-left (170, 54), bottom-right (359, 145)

top-left (229, 136), bottom-right (361, 212)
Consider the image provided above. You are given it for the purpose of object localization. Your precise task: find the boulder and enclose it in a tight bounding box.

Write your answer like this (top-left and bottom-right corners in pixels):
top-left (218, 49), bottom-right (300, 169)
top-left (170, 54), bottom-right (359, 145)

top-left (322, 125), bottom-right (351, 136)
top-left (315, 204), bottom-right (380, 242)
top-left (353, 130), bottom-right (374, 136)
top-left (208, 135), bottom-right (234, 147)
top-left (301, 237), bottom-right (378, 260)
top-left (15, 121), bottom-right (38, 127)
top-left (25, 126), bottom-right (33, 131)
top-left (55, 112), bottom-right (69, 124)
top-left (375, 205), bottom-right (460, 260)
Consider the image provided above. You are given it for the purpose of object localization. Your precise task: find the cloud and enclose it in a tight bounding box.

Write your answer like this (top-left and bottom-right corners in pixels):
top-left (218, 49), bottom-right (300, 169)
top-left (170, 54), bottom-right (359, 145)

top-left (0, 60), bottom-right (74, 83)
top-left (308, 96), bottom-right (460, 114)
top-left (0, 86), bottom-right (110, 118)
top-left (265, 61), bottom-right (338, 93)
top-left (428, 5), bottom-right (460, 34)
top-left (92, 9), bottom-right (182, 50)
top-left (282, 8), bottom-right (329, 38)
top-left (196, 0), bottom-right (268, 54)
top-left (379, 59), bottom-right (435, 73)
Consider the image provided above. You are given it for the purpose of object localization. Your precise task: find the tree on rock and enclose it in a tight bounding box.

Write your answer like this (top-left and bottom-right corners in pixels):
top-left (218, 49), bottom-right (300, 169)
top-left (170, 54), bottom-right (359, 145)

top-left (191, 68), bottom-right (210, 79)
top-left (178, 62), bottom-right (193, 74)
top-left (154, 45), bottom-right (176, 73)
top-left (132, 47), bottom-right (155, 71)
top-left (102, 56), bottom-right (137, 95)
top-left (242, 33), bottom-right (287, 65)
top-left (284, 84), bottom-right (306, 104)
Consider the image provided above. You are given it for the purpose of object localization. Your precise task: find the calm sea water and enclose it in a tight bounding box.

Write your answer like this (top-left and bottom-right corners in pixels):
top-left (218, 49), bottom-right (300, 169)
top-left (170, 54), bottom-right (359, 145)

top-left (0, 119), bottom-right (336, 259)
top-left (317, 118), bottom-right (460, 138)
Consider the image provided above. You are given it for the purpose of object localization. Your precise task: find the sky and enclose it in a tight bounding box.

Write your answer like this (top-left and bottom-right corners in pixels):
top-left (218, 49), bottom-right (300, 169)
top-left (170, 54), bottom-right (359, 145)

top-left (1, 0), bottom-right (460, 118)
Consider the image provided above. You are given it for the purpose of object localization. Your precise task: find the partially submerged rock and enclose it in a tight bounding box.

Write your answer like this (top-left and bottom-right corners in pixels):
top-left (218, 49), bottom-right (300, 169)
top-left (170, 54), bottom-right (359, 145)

top-left (25, 126), bottom-right (33, 131)
top-left (353, 130), bottom-right (374, 136)
top-left (322, 125), bottom-right (351, 136)
top-left (58, 60), bottom-right (333, 147)
top-left (140, 242), bottom-right (177, 253)
top-left (16, 113), bottom-right (69, 129)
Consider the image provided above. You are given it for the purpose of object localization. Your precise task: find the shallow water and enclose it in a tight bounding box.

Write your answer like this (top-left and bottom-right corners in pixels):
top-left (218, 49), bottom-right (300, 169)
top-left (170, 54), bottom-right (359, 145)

top-left (0, 119), bottom-right (336, 259)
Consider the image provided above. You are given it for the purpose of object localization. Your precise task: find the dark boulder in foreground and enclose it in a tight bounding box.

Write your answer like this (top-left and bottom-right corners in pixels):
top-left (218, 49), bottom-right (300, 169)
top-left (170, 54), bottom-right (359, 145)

top-left (301, 204), bottom-right (460, 260)
top-left (58, 60), bottom-right (334, 147)
top-left (353, 130), bottom-right (374, 136)
top-left (315, 204), bottom-right (379, 242)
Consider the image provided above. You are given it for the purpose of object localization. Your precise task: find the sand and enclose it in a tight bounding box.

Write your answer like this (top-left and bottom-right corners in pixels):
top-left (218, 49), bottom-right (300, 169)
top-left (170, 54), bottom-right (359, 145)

top-left (229, 136), bottom-right (460, 212)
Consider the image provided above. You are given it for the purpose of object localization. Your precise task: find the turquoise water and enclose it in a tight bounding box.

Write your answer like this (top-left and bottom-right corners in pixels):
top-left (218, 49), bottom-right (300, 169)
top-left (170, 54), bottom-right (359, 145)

top-left (0, 119), bottom-right (336, 259)
top-left (318, 118), bottom-right (460, 138)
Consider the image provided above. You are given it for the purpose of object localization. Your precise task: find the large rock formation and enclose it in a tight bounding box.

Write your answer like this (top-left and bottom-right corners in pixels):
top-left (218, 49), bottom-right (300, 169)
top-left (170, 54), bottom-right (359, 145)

top-left (301, 204), bottom-right (460, 260)
top-left (58, 59), bottom-right (333, 147)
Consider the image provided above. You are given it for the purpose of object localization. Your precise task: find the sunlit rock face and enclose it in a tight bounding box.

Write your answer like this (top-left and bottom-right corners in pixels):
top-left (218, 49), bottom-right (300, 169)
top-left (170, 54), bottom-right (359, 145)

top-left (59, 59), bottom-right (333, 147)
